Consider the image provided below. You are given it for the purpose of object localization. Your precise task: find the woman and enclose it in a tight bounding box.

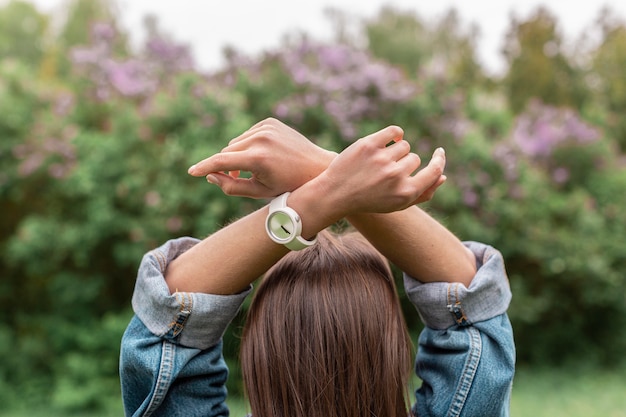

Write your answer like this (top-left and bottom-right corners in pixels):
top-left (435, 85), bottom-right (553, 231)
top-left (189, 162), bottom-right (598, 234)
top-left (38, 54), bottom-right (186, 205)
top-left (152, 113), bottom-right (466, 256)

top-left (120, 119), bottom-right (515, 416)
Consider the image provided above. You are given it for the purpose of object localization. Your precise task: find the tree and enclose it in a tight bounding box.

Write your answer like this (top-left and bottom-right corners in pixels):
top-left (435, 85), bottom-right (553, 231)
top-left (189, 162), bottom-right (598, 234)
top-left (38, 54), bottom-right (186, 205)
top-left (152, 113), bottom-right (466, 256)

top-left (0, 0), bottom-right (48, 66)
top-left (502, 6), bottom-right (588, 113)
top-left (590, 8), bottom-right (626, 149)
top-left (53, 0), bottom-right (128, 77)
top-left (364, 7), bottom-right (483, 87)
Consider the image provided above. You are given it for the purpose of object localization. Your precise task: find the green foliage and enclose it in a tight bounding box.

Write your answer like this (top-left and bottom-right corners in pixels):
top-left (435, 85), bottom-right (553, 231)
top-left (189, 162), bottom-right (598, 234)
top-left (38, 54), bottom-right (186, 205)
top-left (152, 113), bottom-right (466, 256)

top-left (2, 2), bottom-right (626, 414)
top-left (511, 365), bottom-right (626, 417)
top-left (365, 7), bottom-right (430, 75)
top-left (0, 1), bottom-right (48, 66)
top-left (365, 7), bottom-right (483, 88)
top-left (0, 18), bottom-right (256, 411)
top-left (55, 0), bottom-right (128, 77)
top-left (432, 98), bottom-right (626, 364)
top-left (590, 10), bottom-right (626, 150)
top-left (502, 7), bottom-right (589, 113)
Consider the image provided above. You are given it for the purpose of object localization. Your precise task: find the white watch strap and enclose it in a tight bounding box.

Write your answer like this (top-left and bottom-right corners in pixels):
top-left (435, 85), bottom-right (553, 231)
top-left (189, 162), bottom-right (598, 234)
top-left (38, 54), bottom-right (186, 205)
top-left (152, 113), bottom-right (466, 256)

top-left (269, 192), bottom-right (290, 213)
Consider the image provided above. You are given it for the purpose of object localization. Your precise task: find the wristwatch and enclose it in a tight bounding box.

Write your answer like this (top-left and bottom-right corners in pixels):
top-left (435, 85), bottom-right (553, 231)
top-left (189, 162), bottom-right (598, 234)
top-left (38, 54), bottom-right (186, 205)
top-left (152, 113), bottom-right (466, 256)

top-left (265, 192), bottom-right (317, 251)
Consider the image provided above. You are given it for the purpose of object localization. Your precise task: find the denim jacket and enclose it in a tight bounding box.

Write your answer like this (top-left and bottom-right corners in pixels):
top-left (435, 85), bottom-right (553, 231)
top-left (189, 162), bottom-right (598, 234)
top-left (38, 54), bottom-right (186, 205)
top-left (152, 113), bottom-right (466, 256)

top-left (120, 238), bottom-right (515, 417)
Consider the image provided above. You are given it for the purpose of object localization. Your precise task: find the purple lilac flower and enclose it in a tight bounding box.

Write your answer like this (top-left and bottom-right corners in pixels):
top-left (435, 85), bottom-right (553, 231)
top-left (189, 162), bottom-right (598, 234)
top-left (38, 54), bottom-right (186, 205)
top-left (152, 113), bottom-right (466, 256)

top-left (493, 143), bottom-right (520, 182)
top-left (14, 135), bottom-right (77, 179)
top-left (71, 22), bottom-right (197, 102)
top-left (42, 137), bottom-right (74, 160)
top-left (318, 44), bottom-right (350, 70)
top-left (274, 103), bottom-right (289, 118)
top-left (54, 93), bottom-right (74, 117)
top-left (512, 101), bottom-right (600, 159)
top-left (166, 217), bottom-right (183, 233)
top-left (552, 167), bottom-right (570, 184)
top-left (18, 153), bottom-right (45, 177)
top-left (277, 41), bottom-right (416, 139)
top-left (144, 191), bottom-right (161, 207)
top-left (146, 37), bottom-right (195, 73)
top-left (463, 190), bottom-right (479, 208)
top-left (91, 23), bottom-right (115, 43)
top-left (108, 60), bottom-right (156, 97)
top-left (499, 101), bottom-right (603, 188)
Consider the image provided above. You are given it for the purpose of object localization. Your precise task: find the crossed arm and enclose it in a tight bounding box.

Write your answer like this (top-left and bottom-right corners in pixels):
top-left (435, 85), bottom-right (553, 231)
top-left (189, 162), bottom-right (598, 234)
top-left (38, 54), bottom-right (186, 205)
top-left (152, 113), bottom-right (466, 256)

top-left (165, 118), bottom-right (476, 295)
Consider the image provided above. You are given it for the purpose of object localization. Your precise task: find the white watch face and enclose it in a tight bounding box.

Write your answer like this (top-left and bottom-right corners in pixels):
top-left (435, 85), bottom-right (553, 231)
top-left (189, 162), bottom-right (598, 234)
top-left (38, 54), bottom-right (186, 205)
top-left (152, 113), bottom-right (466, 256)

top-left (268, 211), bottom-right (297, 240)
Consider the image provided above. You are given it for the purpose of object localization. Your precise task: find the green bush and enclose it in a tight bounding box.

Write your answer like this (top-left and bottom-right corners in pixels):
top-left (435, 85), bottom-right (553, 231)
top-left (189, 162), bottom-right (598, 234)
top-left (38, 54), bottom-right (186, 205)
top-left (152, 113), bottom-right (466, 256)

top-left (2, 6), bottom-right (626, 414)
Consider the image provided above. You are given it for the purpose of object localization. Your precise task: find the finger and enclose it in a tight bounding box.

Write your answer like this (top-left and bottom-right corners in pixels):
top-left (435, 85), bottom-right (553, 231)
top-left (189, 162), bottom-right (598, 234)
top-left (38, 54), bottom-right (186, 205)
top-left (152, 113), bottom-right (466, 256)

top-left (361, 125), bottom-right (404, 148)
top-left (408, 147), bottom-right (446, 188)
top-left (227, 118), bottom-right (281, 147)
top-left (386, 140), bottom-right (413, 163)
top-left (423, 147), bottom-right (446, 173)
top-left (188, 151), bottom-right (253, 177)
top-left (394, 151), bottom-right (422, 175)
top-left (205, 173), bottom-right (269, 198)
top-left (414, 175), bottom-right (446, 204)
top-left (226, 124), bottom-right (267, 148)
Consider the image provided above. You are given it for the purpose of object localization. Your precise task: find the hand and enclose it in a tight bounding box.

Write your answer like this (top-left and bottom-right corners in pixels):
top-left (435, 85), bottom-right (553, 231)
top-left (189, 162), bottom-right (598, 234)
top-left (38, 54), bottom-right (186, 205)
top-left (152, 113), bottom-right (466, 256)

top-left (313, 125), bottom-right (446, 216)
top-left (187, 118), bottom-right (336, 198)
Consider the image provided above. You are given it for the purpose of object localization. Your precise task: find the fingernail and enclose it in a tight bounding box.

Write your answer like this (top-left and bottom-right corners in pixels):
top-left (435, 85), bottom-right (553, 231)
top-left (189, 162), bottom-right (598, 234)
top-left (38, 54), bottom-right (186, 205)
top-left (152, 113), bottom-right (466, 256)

top-left (206, 174), bottom-right (220, 185)
top-left (187, 165), bottom-right (196, 174)
top-left (436, 147), bottom-right (445, 156)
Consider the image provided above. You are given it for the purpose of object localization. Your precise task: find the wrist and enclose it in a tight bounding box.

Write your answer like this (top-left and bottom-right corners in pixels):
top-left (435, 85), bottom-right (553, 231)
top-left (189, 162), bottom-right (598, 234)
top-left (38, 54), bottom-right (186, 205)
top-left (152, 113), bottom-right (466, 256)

top-left (286, 175), bottom-right (345, 239)
top-left (323, 150), bottom-right (338, 165)
top-left (307, 149), bottom-right (337, 184)
top-left (266, 192), bottom-right (318, 250)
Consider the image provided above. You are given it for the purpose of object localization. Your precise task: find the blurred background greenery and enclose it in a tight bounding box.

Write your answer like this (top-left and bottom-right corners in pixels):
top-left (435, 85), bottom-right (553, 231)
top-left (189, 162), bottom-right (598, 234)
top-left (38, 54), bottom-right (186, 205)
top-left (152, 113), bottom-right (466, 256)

top-left (1, 0), bottom-right (626, 415)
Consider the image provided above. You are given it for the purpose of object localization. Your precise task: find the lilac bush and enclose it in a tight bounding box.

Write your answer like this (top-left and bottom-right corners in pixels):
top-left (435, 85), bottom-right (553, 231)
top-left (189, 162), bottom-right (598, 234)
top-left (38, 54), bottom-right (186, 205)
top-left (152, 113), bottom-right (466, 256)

top-left (275, 40), bottom-right (415, 139)
top-left (512, 99), bottom-right (599, 159)
top-left (1, 20), bottom-right (241, 412)
top-left (4, 10), bottom-right (626, 413)
top-left (496, 100), bottom-right (602, 187)
top-left (71, 22), bottom-right (194, 101)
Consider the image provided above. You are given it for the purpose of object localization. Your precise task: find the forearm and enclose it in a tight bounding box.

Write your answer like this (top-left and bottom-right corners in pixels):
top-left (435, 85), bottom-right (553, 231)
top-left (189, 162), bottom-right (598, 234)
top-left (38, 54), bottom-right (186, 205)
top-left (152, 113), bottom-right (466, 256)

top-left (165, 180), bottom-right (341, 295)
top-left (165, 207), bottom-right (287, 295)
top-left (347, 206), bottom-right (476, 286)
top-left (172, 125), bottom-right (452, 294)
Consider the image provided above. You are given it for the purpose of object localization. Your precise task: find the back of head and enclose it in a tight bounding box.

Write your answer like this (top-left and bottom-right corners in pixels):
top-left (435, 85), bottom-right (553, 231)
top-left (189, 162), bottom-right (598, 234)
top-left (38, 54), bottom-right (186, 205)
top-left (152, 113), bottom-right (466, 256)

top-left (241, 231), bottom-right (413, 417)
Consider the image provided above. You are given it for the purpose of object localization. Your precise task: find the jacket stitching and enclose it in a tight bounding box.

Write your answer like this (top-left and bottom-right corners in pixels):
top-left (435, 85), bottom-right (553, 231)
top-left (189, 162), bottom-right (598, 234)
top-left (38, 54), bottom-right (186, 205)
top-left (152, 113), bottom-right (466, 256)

top-left (143, 341), bottom-right (176, 416)
top-left (446, 326), bottom-right (482, 417)
top-left (167, 293), bottom-right (192, 338)
top-left (447, 283), bottom-right (469, 326)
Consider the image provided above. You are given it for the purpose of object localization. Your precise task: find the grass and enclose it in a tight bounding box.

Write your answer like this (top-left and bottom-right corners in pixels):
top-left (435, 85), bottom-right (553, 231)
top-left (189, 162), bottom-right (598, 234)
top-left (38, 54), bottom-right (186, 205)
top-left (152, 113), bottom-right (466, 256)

top-left (226, 365), bottom-right (626, 417)
top-left (510, 366), bottom-right (626, 417)
top-left (3, 366), bottom-right (625, 416)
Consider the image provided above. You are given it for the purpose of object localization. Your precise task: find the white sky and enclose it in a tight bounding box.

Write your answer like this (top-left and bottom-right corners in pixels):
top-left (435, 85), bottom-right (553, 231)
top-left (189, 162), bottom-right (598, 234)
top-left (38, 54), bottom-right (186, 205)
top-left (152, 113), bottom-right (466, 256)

top-left (20, 0), bottom-right (626, 75)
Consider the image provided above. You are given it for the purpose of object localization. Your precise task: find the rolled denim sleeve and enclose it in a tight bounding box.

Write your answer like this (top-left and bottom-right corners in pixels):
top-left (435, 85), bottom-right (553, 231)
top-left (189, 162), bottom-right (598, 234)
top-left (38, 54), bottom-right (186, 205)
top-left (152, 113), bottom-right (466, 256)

top-left (131, 237), bottom-right (251, 350)
top-left (403, 241), bottom-right (511, 330)
top-left (121, 237), bottom-right (252, 417)
top-left (405, 241), bottom-right (516, 417)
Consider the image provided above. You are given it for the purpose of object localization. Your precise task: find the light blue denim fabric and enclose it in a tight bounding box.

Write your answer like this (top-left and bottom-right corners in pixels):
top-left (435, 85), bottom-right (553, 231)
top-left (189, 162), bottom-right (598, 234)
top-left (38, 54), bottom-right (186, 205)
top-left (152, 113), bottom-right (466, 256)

top-left (120, 238), bottom-right (515, 417)
top-left (405, 241), bottom-right (515, 417)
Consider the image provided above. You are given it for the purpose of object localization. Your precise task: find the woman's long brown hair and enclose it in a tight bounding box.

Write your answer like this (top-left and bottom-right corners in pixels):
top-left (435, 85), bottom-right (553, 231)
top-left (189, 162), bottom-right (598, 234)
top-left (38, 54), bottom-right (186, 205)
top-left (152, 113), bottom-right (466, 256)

top-left (240, 231), bottom-right (413, 417)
